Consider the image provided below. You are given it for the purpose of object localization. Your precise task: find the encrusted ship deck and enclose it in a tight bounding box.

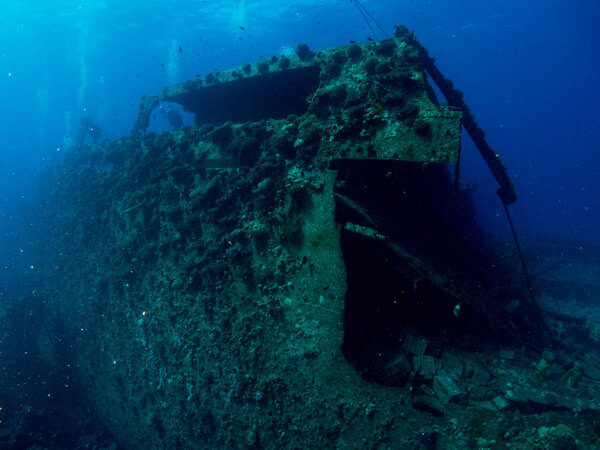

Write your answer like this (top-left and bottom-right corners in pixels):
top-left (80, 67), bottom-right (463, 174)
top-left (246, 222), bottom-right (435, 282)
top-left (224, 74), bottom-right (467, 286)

top-left (135, 37), bottom-right (461, 164)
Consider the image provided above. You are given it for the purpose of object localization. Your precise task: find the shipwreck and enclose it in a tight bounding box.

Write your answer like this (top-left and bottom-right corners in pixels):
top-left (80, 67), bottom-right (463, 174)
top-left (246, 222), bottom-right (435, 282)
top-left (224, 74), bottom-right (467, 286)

top-left (35, 27), bottom-right (598, 449)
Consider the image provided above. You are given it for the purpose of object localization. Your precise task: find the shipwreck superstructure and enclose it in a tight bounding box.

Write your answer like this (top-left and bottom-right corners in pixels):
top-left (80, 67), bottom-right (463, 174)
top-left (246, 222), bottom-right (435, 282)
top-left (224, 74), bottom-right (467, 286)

top-left (135, 37), bottom-right (461, 164)
top-left (35, 30), bottom-right (599, 449)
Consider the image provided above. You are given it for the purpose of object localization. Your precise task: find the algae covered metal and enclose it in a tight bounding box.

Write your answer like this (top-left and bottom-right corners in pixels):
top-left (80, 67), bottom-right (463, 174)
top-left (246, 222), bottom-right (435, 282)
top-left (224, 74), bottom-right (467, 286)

top-left (36, 32), bottom-right (583, 449)
top-left (135, 37), bottom-right (462, 164)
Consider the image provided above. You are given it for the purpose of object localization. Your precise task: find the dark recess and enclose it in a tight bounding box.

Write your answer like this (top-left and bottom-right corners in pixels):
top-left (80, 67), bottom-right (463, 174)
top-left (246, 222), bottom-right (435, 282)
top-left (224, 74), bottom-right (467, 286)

top-left (167, 66), bottom-right (321, 125)
top-left (332, 159), bottom-right (524, 385)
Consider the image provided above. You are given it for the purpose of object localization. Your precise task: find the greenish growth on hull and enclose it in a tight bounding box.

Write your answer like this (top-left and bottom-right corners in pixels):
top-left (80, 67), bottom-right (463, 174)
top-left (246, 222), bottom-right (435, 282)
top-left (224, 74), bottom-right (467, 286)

top-left (35, 34), bottom-right (600, 450)
top-left (137, 37), bottom-right (461, 164)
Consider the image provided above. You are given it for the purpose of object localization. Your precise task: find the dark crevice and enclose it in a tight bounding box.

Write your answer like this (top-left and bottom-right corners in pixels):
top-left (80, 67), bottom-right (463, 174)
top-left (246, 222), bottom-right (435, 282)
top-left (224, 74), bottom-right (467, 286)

top-left (332, 159), bottom-right (531, 385)
top-left (166, 66), bottom-right (321, 125)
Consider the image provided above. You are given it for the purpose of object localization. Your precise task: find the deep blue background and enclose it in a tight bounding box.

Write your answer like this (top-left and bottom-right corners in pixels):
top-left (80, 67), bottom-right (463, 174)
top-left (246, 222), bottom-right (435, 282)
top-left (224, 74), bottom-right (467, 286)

top-left (1, 0), bottom-right (599, 278)
top-left (0, 1), bottom-right (598, 443)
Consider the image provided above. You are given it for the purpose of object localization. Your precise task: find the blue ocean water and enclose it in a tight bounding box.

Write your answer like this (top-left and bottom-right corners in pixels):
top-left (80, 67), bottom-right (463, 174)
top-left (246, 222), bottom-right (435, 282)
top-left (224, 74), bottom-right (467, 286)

top-left (0, 0), bottom-right (599, 446)
top-left (1, 0), bottom-right (598, 252)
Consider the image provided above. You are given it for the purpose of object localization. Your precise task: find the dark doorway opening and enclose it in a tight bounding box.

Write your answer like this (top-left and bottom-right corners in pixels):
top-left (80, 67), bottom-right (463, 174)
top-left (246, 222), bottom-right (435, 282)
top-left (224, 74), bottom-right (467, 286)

top-left (331, 159), bottom-right (523, 386)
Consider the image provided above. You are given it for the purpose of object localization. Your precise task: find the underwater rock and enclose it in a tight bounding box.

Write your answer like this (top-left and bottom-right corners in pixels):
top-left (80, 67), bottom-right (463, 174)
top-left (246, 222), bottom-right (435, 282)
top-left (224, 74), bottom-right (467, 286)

top-left (364, 351), bottom-right (412, 387)
top-left (412, 392), bottom-right (445, 416)
top-left (433, 374), bottom-right (466, 405)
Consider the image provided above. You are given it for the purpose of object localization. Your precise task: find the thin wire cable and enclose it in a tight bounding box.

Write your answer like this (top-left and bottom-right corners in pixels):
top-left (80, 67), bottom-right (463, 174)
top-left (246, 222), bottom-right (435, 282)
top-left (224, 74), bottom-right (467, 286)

top-left (351, 0), bottom-right (379, 40)
top-left (354, 0), bottom-right (389, 37)
top-left (502, 201), bottom-right (536, 306)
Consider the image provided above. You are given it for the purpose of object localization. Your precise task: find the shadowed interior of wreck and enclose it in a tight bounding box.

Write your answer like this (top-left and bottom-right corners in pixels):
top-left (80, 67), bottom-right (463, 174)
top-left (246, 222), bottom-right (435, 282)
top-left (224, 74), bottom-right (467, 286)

top-left (163, 65), bottom-right (321, 124)
top-left (155, 44), bottom-right (545, 387)
top-left (331, 159), bottom-right (529, 386)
